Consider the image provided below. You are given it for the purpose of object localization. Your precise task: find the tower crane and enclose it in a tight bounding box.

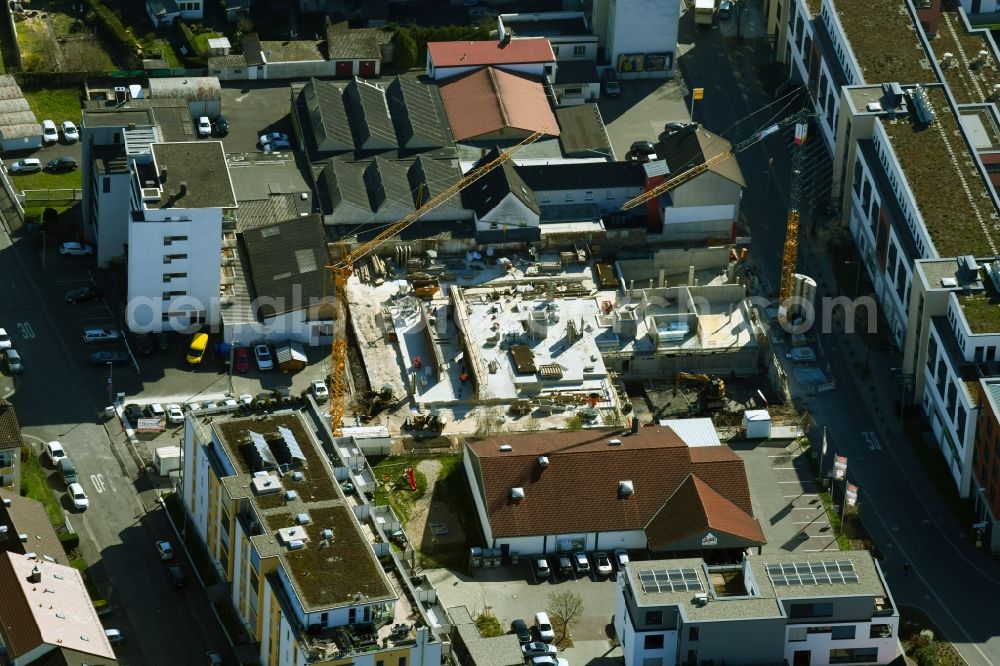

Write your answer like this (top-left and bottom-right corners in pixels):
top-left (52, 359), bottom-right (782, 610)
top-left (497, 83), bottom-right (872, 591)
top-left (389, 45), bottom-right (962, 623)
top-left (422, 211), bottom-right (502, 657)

top-left (327, 129), bottom-right (546, 435)
top-left (621, 109), bottom-right (813, 317)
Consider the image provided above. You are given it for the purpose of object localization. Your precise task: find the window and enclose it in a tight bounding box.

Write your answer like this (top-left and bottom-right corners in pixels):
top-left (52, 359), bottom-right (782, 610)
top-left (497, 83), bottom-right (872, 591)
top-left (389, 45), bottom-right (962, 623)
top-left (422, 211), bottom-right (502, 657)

top-left (832, 626), bottom-right (856, 640)
top-left (162, 273), bottom-right (187, 282)
top-left (644, 635), bottom-right (664, 649)
top-left (164, 254), bottom-right (188, 263)
top-left (957, 405), bottom-right (967, 441)
top-left (788, 627), bottom-right (807, 642)
top-left (789, 603), bottom-right (834, 619)
top-left (585, 191), bottom-right (594, 201)
top-left (102, 178), bottom-right (111, 193)
top-left (573, 44), bottom-right (586, 56)
top-left (539, 192), bottom-right (551, 203)
top-left (162, 313), bottom-right (172, 322)
top-left (398, 657), bottom-right (406, 666)
top-left (565, 192), bottom-right (573, 202)
top-left (606, 189), bottom-right (615, 200)
top-left (947, 382), bottom-right (957, 414)
top-left (644, 611), bottom-right (663, 625)
top-left (688, 626), bottom-right (699, 641)
top-left (926, 336), bottom-right (938, 371)
top-left (163, 236), bottom-right (188, 246)
top-left (830, 648), bottom-right (878, 663)
top-left (162, 291), bottom-right (186, 299)
top-left (870, 624), bottom-right (893, 639)
top-left (552, 46), bottom-right (560, 56)
top-left (807, 626), bottom-right (832, 634)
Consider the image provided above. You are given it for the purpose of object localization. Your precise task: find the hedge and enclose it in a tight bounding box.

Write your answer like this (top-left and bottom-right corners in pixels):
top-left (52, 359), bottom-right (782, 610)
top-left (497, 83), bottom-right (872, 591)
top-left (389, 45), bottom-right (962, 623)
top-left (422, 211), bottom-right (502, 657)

top-left (402, 23), bottom-right (490, 63)
top-left (59, 531), bottom-right (81, 551)
top-left (177, 20), bottom-right (200, 57)
top-left (82, 0), bottom-right (138, 57)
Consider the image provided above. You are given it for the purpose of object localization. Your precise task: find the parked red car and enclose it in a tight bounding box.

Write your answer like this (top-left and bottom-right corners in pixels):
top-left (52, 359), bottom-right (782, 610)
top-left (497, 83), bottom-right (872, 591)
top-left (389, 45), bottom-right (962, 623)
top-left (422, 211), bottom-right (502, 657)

top-left (235, 346), bottom-right (251, 373)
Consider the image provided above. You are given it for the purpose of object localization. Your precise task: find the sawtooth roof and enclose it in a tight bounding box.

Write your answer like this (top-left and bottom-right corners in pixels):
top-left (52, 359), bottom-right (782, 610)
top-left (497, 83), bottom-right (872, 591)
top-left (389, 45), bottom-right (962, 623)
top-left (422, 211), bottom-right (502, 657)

top-left (345, 78), bottom-right (398, 150)
top-left (386, 75), bottom-right (450, 149)
top-left (439, 67), bottom-right (559, 141)
top-left (467, 427), bottom-right (762, 546)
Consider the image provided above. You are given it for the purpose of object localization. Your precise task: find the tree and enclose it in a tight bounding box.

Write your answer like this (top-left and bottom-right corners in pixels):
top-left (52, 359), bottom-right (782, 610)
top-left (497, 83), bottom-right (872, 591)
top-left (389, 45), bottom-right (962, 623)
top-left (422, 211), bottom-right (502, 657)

top-left (547, 591), bottom-right (584, 644)
top-left (394, 27), bottom-right (417, 70)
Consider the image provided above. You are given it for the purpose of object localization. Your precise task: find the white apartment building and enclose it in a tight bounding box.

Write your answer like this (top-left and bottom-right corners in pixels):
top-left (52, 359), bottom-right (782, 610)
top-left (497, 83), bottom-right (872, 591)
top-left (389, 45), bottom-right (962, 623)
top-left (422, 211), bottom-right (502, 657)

top-left (766, 0), bottom-right (1000, 495)
top-left (126, 142), bottom-right (237, 333)
top-left (615, 552), bottom-right (899, 666)
top-left (181, 410), bottom-right (443, 666)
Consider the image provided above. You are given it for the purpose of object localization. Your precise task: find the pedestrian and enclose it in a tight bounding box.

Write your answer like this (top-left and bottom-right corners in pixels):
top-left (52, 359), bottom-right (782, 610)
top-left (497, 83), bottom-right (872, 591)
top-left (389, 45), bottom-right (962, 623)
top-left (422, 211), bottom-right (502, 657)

top-left (903, 561), bottom-right (910, 576)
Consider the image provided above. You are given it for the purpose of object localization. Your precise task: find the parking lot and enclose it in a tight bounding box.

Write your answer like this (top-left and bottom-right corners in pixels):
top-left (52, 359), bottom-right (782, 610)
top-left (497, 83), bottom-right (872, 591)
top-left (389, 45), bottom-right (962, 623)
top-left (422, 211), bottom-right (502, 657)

top-left (428, 558), bottom-right (624, 665)
top-left (217, 83), bottom-right (298, 153)
top-left (733, 439), bottom-right (839, 553)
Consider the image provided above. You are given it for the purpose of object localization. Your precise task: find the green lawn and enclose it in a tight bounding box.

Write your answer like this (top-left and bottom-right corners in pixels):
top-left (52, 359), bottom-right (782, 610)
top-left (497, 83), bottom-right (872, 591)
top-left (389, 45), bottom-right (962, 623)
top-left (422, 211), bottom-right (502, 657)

top-left (20, 454), bottom-right (64, 526)
top-left (23, 87), bottom-right (83, 124)
top-left (193, 31), bottom-right (222, 55)
top-left (11, 170), bottom-right (82, 193)
top-left (15, 19), bottom-right (57, 72)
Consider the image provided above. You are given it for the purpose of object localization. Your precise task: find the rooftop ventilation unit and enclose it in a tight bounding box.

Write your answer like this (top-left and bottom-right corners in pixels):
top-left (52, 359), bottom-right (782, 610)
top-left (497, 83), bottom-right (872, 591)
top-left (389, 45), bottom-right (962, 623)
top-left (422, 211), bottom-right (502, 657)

top-left (694, 592), bottom-right (709, 605)
top-left (978, 49), bottom-right (990, 66)
top-left (941, 52), bottom-right (954, 67)
top-left (941, 277), bottom-right (958, 288)
top-left (2, 498), bottom-right (10, 507)
top-left (296, 512), bottom-right (311, 525)
top-left (959, 255), bottom-right (979, 279)
top-left (991, 84), bottom-right (1000, 102)
top-left (499, 444), bottom-right (513, 452)
top-left (538, 456), bottom-right (549, 467)
top-left (608, 438), bottom-right (623, 446)
top-left (866, 102), bottom-right (883, 112)
top-left (989, 259), bottom-right (1000, 292)
top-left (285, 490), bottom-right (299, 501)
top-left (321, 528), bottom-right (333, 540)
top-left (288, 540), bottom-right (305, 550)
top-left (510, 487), bottom-right (525, 500)
top-left (620, 480), bottom-right (634, 497)
top-left (883, 81), bottom-right (904, 106)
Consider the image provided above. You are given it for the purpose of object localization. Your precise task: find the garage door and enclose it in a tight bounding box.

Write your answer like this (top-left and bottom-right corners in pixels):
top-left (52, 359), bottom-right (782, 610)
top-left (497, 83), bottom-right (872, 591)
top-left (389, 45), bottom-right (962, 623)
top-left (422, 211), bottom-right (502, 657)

top-left (335, 61), bottom-right (353, 78)
top-left (359, 60), bottom-right (377, 77)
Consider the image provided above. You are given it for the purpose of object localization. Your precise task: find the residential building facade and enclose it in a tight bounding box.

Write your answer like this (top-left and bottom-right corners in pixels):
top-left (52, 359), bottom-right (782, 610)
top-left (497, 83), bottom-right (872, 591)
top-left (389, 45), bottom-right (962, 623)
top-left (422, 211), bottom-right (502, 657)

top-left (615, 551), bottom-right (899, 666)
top-left (0, 399), bottom-right (22, 492)
top-left (596, 0), bottom-right (679, 79)
top-left (974, 377), bottom-right (1000, 551)
top-left (181, 411), bottom-right (442, 666)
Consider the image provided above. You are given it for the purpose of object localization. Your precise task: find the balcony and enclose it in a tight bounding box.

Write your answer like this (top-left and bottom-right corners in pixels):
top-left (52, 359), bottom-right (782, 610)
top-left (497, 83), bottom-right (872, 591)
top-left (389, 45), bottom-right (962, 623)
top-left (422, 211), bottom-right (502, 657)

top-left (222, 231), bottom-right (237, 249)
top-left (221, 265), bottom-right (235, 287)
top-left (221, 247), bottom-right (237, 266)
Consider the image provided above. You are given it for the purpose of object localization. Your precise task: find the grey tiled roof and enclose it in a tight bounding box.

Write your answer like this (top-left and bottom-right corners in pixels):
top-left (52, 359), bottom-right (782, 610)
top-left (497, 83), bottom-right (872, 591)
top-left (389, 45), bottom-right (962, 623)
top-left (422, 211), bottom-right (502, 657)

top-left (344, 79), bottom-right (397, 150)
top-left (209, 54), bottom-right (248, 68)
top-left (365, 157), bottom-right (414, 210)
top-left (463, 148), bottom-right (539, 218)
top-left (241, 214), bottom-right (330, 317)
top-left (386, 75), bottom-right (449, 149)
top-left (321, 159), bottom-right (370, 211)
top-left (325, 26), bottom-right (393, 59)
top-left (303, 78), bottom-right (353, 151)
top-left (0, 399), bottom-right (22, 451)
top-left (409, 155), bottom-right (462, 208)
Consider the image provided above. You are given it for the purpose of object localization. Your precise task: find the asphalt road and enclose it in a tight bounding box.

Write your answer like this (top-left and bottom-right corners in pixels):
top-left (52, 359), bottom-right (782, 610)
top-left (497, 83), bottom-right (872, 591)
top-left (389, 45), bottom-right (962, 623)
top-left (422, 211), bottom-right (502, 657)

top-left (0, 220), bottom-right (234, 665)
top-left (680, 5), bottom-right (1000, 664)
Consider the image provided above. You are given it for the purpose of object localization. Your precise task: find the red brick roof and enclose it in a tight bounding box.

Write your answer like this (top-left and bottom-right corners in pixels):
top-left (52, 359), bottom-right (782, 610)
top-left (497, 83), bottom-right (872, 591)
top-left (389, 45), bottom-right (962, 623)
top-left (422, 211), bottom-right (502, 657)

top-left (645, 475), bottom-right (766, 550)
top-left (439, 67), bottom-right (559, 141)
top-left (467, 428), bottom-right (762, 545)
top-left (428, 38), bottom-right (554, 68)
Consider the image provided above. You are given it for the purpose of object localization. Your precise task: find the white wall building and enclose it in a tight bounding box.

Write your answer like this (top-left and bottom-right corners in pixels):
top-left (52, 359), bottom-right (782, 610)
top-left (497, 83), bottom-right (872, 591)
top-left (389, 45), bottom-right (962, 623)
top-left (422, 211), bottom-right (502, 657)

top-left (127, 142), bottom-right (237, 333)
top-left (598, 0), bottom-right (679, 79)
top-left (615, 552), bottom-right (899, 666)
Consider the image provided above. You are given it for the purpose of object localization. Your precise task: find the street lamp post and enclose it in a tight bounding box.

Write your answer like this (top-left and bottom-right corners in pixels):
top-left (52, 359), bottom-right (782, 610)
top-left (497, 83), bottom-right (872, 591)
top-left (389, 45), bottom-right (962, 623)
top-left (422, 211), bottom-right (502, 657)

top-left (106, 361), bottom-right (113, 405)
top-left (228, 338), bottom-right (238, 396)
top-left (844, 260), bottom-right (862, 297)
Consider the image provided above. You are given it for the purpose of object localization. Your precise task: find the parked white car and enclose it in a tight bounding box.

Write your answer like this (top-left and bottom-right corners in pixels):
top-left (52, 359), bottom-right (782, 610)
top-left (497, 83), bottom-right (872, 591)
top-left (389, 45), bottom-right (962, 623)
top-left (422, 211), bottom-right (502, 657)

top-left (155, 540), bottom-right (174, 560)
top-left (41, 119), bottom-right (58, 144)
top-left (166, 404), bottom-right (184, 424)
top-left (197, 116), bottom-right (212, 137)
top-left (59, 242), bottom-right (94, 256)
top-left (45, 441), bottom-right (67, 464)
top-left (310, 379), bottom-right (329, 401)
top-left (0, 328), bottom-right (10, 350)
top-left (61, 120), bottom-right (79, 142)
top-left (68, 482), bottom-right (89, 510)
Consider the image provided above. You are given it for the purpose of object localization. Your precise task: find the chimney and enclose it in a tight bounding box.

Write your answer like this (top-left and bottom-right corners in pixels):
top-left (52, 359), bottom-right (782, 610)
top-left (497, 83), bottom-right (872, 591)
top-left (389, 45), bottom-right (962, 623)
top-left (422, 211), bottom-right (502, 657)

top-left (29, 566), bottom-right (41, 584)
top-left (160, 167), bottom-right (168, 184)
top-left (688, 265), bottom-right (695, 286)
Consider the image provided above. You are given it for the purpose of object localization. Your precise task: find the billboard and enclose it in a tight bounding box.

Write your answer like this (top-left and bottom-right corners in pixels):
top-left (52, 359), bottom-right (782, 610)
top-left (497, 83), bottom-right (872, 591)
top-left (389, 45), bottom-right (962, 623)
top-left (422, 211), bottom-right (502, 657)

top-left (618, 54), bottom-right (645, 73)
top-left (644, 52), bottom-right (673, 71)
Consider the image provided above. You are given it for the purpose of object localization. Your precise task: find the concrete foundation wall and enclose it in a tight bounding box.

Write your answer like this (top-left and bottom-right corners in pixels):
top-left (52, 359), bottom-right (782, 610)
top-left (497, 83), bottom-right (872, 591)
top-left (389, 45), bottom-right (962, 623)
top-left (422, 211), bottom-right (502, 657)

top-left (604, 347), bottom-right (758, 378)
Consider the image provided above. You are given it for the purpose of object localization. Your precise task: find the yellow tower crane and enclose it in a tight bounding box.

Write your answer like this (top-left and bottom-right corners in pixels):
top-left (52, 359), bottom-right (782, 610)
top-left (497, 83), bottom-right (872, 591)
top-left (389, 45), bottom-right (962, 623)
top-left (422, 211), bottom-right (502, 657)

top-left (328, 129), bottom-right (546, 434)
top-left (621, 110), bottom-right (813, 317)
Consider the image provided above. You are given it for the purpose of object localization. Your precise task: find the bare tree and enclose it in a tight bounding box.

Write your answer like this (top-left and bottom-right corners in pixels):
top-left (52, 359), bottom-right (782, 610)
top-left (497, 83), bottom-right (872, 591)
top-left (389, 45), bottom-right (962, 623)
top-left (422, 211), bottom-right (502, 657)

top-left (547, 591), bottom-right (584, 645)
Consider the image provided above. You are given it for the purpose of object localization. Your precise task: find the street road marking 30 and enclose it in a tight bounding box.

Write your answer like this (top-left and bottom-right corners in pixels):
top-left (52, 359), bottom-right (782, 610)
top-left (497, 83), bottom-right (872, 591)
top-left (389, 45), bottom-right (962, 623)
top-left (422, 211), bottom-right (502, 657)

top-left (16, 322), bottom-right (34, 339)
top-left (863, 431), bottom-right (882, 451)
top-left (90, 474), bottom-right (106, 493)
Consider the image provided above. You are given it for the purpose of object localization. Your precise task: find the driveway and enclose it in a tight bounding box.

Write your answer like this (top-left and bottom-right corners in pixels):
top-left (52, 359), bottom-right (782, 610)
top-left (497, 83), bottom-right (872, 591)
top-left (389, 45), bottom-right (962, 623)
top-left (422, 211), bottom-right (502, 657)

top-left (598, 78), bottom-right (692, 161)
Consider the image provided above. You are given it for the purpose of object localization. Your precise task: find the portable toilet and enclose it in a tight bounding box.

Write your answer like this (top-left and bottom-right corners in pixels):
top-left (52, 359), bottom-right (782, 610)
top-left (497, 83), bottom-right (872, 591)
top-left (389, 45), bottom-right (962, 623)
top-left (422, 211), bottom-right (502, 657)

top-left (743, 409), bottom-right (772, 439)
